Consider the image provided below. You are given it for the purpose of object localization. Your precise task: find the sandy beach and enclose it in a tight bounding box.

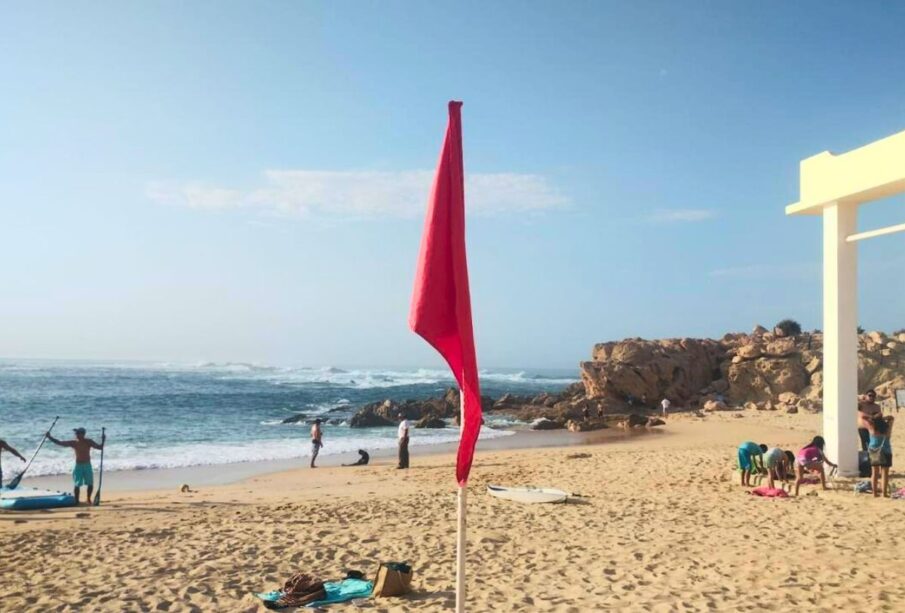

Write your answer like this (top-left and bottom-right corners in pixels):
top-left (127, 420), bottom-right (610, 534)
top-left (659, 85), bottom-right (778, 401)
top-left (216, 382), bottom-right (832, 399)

top-left (4, 410), bottom-right (905, 612)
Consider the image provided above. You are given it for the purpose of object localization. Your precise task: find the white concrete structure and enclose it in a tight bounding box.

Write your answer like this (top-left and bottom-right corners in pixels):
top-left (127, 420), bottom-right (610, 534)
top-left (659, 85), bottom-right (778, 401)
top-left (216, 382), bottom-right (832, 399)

top-left (787, 129), bottom-right (905, 476)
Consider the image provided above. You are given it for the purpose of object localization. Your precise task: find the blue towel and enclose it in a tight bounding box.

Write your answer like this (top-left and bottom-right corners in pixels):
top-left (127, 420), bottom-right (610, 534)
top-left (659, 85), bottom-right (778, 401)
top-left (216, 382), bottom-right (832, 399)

top-left (307, 578), bottom-right (373, 607)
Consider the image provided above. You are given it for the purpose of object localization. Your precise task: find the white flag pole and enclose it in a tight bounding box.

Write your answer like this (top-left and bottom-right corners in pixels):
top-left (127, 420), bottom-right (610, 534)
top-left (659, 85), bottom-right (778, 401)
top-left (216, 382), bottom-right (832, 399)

top-left (456, 485), bottom-right (466, 612)
top-left (456, 393), bottom-right (467, 613)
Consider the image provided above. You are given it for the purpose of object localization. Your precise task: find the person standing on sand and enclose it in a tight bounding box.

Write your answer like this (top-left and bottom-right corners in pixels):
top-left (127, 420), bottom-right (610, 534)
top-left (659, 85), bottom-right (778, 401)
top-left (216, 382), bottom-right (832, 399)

top-left (857, 389), bottom-right (883, 452)
top-left (0, 439), bottom-right (27, 485)
top-left (310, 419), bottom-right (323, 468)
top-left (660, 398), bottom-right (671, 419)
top-left (397, 418), bottom-right (410, 469)
top-left (47, 428), bottom-right (104, 504)
top-left (867, 415), bottom-right (894, 497)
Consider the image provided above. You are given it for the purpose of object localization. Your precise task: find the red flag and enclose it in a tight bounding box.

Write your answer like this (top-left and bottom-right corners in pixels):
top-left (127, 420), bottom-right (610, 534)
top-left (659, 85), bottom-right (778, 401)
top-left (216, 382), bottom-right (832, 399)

top-left (410, 101), bottom-right (482, 486)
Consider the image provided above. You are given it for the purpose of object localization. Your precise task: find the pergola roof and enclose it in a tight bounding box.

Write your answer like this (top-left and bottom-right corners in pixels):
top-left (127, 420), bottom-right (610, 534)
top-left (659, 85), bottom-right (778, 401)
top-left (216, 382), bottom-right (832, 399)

top-left (786, 129), bottom-right (905, 216)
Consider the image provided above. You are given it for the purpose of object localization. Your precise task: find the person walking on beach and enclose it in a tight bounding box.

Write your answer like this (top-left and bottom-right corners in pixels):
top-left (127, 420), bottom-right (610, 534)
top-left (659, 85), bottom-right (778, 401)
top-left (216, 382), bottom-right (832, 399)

top-left (857, 389), bottom-right (883, 451)
top-left (310, 419), bottom-right (323, 468)
top-left (660, 398), bottom-right (671, 419)
top-left (0, 439), bottom-right (27, 485)
top-left (47, 428), bottom-right (104, 504)
top-left (397, 418), bottom-right (410, 469)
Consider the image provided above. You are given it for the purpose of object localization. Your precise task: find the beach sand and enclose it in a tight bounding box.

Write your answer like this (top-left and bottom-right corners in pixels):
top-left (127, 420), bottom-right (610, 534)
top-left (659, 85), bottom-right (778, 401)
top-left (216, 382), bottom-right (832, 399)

top-left (3, 410), bottom-right (905, 612)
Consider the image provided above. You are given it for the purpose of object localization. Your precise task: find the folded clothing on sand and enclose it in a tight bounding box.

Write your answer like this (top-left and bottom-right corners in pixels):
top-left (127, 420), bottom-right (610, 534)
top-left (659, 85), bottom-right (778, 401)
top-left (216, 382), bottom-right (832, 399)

top-left (749, 487), bottom-right (788, 498)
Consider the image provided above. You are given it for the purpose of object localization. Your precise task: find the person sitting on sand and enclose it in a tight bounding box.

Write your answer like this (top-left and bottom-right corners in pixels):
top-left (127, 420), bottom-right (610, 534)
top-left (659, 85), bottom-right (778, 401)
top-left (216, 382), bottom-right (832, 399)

top-left (793, 436), bottom-right (837, 496)
top-left (867, 414), bottom-right (895, 498)
top-left (0, 439), bottom-right (27, 485)
top-left (342, 449), bottom-right (369, 467)
top-left (737, 441), bottom-right (767, 486)
top-left (310, 419), bottom-right (323, 468)
top-left (858, 389), bottom-right (883, 452)
top-left (47, 428), bottom-right (105, 504)
top-left (763, 447), bottom-right (793, 490)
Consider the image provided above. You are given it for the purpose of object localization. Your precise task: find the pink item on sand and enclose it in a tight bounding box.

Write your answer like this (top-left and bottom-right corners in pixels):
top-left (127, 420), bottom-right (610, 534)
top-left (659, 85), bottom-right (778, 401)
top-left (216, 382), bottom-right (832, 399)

top-left (750, 487), bottom-right (789, 498)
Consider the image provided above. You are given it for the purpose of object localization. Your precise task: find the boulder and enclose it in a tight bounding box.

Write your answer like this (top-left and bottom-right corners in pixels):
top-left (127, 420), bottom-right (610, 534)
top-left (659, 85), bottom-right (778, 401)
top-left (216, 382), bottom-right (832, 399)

top-left (531, 417), bottom-right (562, 431)
top-left (703, 399), bottom-right (728, 412)
top-left (415, 416), bottom-right (447, 429)
top-left (280, 413), bottom-right (308, 424)
top-left (737, 344), bottom-right (763, 360)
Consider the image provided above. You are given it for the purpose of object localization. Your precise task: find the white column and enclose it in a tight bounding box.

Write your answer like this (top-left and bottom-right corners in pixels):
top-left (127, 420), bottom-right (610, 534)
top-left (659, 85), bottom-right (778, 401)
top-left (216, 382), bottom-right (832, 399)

top-left (822, 202), bottom-right (859, 475)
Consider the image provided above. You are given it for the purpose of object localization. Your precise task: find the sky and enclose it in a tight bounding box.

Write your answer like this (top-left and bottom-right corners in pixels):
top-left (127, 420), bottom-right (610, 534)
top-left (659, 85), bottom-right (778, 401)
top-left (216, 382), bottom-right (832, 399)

top-left (1, 2), bottom-right (904, 369)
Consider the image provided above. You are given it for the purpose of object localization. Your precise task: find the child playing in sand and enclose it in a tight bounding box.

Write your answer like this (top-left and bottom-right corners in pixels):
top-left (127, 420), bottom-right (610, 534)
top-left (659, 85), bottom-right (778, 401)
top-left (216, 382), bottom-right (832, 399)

top-left (763, 447), bottom-right (793, 490)
top-left (793, 436), bottom-right (837, 496)
top-left (867, 414), bottom-right (895, 497)
top-left (737, 441), bottom-right (767, 486)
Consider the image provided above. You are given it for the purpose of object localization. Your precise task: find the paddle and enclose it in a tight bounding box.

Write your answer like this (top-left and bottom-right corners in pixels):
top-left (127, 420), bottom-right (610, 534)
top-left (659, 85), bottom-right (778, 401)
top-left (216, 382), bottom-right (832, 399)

top-left (92, 428), bottom-right (106, 506)
top-left (8, 416), bottom-right (60, 490)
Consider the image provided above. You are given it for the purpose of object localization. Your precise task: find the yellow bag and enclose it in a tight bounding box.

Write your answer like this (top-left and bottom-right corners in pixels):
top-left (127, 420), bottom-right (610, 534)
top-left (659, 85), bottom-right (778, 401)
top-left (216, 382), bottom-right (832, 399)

top-left (372, 562), bottom-right (413, 597)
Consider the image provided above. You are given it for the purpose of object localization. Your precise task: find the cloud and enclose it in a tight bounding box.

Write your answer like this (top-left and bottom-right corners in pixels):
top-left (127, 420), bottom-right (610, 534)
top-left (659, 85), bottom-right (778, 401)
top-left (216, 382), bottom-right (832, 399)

top-left (645, 208), bottom-right (717, 223)
top-left (147, 169), bottom-right (569, 220)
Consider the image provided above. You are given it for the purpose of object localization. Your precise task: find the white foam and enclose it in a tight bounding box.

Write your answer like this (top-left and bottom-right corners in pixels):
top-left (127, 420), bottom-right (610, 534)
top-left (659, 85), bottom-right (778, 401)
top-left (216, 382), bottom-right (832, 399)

top-left (20, 426), bottom-right (515, 477)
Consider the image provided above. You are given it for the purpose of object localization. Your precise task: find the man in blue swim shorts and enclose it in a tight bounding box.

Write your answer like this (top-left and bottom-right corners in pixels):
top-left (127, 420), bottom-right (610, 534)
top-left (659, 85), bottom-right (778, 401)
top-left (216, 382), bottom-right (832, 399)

top-left (47, 427), bottom-right (105, 504)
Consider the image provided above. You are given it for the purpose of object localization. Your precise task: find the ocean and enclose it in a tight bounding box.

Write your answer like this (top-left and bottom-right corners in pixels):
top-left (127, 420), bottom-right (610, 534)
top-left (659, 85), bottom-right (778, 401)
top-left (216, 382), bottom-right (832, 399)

top-left (0, 360), bottom-right (576, 479)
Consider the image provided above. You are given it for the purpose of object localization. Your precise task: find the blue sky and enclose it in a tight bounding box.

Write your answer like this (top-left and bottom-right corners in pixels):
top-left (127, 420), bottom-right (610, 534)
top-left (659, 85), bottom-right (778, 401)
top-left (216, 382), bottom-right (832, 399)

top-left (1, 2), bottom-right (903, 368)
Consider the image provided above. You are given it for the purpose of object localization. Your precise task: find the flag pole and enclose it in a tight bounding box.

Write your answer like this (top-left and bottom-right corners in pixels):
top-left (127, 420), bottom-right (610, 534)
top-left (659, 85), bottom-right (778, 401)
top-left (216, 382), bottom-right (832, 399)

top-left (456, 484), bottom-right (466, 612)
top-left (456, 394), bottom-right (466, 613)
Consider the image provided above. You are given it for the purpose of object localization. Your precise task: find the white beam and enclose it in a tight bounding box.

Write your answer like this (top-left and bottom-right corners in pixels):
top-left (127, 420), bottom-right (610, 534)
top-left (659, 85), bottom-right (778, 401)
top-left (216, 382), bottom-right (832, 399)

top-left (846, 221), bottom-right (905, 242)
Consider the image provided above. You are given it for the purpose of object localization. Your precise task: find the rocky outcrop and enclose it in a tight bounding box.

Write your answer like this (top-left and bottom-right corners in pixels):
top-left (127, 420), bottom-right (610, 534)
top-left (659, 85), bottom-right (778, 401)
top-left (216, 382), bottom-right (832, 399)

top-left (415, 416), bottom-right (447, 429)
top-left (344, 329), bottom-right (903, 430)
top-left (579, 329), bottom-right (905, 412)
top-left (349, 388), bottom-right (495, 428)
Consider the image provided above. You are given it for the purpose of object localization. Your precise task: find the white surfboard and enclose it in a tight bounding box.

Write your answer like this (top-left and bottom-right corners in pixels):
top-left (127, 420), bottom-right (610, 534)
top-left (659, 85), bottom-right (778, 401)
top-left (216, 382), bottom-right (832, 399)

top-left (487, 484), bottom-right (569, 504)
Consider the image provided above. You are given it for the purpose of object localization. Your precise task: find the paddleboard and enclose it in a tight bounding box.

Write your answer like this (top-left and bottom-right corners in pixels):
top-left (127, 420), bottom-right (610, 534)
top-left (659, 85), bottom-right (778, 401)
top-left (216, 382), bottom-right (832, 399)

top-left (487, 484), bottom-right (569, 504)
top-left (0, 487), bottom-right (77, 510)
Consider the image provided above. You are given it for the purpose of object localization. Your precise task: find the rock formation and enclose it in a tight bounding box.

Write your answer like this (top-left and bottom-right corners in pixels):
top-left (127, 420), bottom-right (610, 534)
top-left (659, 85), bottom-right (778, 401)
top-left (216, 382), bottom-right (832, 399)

top-left (346, 328), bottom-right (905, 430)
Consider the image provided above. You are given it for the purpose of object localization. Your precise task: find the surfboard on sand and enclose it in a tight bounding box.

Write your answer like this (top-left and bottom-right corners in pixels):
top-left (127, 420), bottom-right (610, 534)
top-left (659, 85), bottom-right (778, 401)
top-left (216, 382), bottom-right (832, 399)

top-left (0, 487), bottom-right (77, 510)
top-left (487, 484), bottom-right (570, 504)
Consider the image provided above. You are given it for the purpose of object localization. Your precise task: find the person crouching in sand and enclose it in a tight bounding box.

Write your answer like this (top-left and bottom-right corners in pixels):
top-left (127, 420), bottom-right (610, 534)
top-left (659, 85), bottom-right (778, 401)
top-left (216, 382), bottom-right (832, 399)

top-left (47, 427), bottom-right (105, 504)
top-left (737, 441), bottom-right (767, 486)
top-left (793, 436), bottom-right (837, 496)
top-left (763, 447), bottom-right (794, 490)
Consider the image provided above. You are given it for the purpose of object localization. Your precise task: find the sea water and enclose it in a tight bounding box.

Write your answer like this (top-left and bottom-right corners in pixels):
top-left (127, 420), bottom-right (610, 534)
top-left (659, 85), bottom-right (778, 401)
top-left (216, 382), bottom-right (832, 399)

top-left (0, 360), bottom-right (575, 478)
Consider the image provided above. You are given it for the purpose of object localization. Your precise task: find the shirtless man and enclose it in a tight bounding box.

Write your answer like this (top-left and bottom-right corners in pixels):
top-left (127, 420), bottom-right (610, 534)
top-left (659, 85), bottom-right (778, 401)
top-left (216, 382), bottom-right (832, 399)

top-left (310, 419), bottom-right (323, 468)
top-left (0, 439), bottom-right (27, 485)
top-left (858, 389), bottom-right (883, 452)
top-left (47, 428), bottom-right (104, 504)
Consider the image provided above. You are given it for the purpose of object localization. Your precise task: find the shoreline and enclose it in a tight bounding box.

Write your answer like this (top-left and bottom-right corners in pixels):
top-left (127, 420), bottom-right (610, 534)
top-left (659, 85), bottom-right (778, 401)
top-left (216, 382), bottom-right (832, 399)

top-left (22, 424), bottom-right (665, 494)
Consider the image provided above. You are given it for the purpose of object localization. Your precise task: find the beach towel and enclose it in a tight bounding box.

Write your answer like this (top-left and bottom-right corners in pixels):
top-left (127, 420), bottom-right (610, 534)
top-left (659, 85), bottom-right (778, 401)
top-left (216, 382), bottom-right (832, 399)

top-left (749, 486), bottom-right (788, 498)
top-left (254, 573), bottom-right (326, 609)
top-left (306, 578), bottom-right (373, 607)
top-left (892, 488), bottom-right (905, 500)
